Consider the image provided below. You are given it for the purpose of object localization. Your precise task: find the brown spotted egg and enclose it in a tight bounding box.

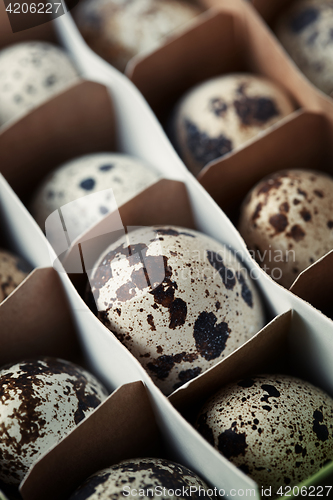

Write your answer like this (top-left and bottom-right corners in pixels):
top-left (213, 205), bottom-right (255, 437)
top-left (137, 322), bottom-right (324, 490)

top-left (276, 0), bottom-right (333, 97)
top-left (0, 249), bottom-right (31, 303)
top-left (0, 357), bottom-right (108, 485)
top-left (0, 41), bottom-right (79, 127)
top-left (172, 74), bottom-right (295, 176)
top-left (74, 0), bottom-right (202, 72)
top-left (238, 169), bottom-right (333, 288)
top-left (69, 458), bottom-right (213, 500)
top-left (88, 226), bottom-right (265, 395)
top-left (195, 374), bottom-right (333, 494)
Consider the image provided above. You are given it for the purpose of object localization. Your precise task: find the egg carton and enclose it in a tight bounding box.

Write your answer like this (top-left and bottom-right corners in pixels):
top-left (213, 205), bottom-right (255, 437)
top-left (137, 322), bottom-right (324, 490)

top-left (0, 0), bottom-right (333, 498)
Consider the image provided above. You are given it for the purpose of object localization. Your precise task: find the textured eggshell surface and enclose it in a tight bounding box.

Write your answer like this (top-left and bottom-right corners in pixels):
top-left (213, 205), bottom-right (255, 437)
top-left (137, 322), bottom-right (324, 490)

top-left (0, 249), bottom-right (31, 303)
top-left (173, 74), bottom-right (295, 176)
top-left (0, 357), bottom-right (108, 485)
top-left (276, 0), bottom-right (333, 97)
top-left (89, 226), bottom-right (265, 395)
top-left (30, 153), bottom-right (160, 241)
top-left (238, 169), bottom-right (333, 288)
top-left (74, 0), bottom-right (202, 72)
top-left (0, 41), bottom-right (79, 126)
top-left (69, 457), bottom-right (213, 500)
top-left (196, 374), bottom-right (333, 494)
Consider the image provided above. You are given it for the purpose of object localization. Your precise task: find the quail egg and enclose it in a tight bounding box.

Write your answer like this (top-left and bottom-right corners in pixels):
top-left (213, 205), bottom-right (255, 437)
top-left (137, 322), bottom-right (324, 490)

top-left (88, 225), bottom-right (265, 395)
top-left (30, 153), bottom-right (160, 241)
top-left (0, 357), bottom-right (108, 485)
top-left (238, 169), bottom-right (333, 288)
top-left (69, 457), bottom-right (213, 500)
top-left (195, 374), bottom-right (333, 495)
top-left (172, 73), bottom-right (295, 176)
top-left (0, 41), bottom-right (79, 126)
top-left (0, 249), bottom-right (31, 303)
top-left (276, 0), bottom-right (333, 96)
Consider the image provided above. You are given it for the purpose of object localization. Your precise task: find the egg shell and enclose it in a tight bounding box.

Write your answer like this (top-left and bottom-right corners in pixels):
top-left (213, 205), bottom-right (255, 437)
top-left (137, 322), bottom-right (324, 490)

top-left (238, 169), bottom-right (333, 288)
top-left (173, 73), bottom-right (295, 176)
top-left (89, 226), bottom-right (265, 395)
top-left (0, 249), bottom-right (31, 303)
top-left (69, 457), bottom-right (213, 500)
top-left (74, 0), bottom-right (202, 72)
top-left (30, 153), bottom-right (160, 240)
top-left (0, 357), bottom-right (108, 485)
top-left (276, 0), bottom-right (333, 97)
top-left (196, 374), bottom-right (333, 494)
top-left (0, 41), bottom-right (79, 126)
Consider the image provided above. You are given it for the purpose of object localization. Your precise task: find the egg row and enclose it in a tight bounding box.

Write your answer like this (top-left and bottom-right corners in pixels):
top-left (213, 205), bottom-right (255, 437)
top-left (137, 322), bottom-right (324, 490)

top-left (1, 354), bottom-right (332, 498)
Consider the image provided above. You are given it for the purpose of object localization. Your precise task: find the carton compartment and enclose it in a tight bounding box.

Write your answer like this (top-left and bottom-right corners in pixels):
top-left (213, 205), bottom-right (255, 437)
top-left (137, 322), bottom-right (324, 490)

top-left (0, 1), bottom-right (56, 50)
top-left (0, 80), bottom-right (116, 206)
top-left (199, 110), bottom-right (332, 223)
top-left (290, 251), bottom-right (333, 322)
top-left (169, 310), bottom-right (333, 491)
top-left (198, 108), bottom-right (333, 313)
top-left (128, 7), bottom-right (305, 127)
top-left (21, 381), bottom-right (164, 500)
top-left (0, 265), bottom-right (106, 498)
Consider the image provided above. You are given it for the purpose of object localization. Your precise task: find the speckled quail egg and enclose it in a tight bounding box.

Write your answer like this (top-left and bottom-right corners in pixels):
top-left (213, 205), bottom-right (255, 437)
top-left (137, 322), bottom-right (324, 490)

top-left (0, 249), bottom-right (31, 303)
top-left (276, 0), bottom-right (333, 97)
top-left (30, 153), bottom-right (160, 241)
top-left (0, 357), bottom-right (108, 485)
top-left (172, 73), bottom-right (295, 176)
top-left (196, 374), bottom-right (333, 495)
top-left (74, 0), bottom-right (202, 72)
top-left (0, 41), bottom-right (79, 126)
top-left (238, 169), bottom-right (333, 288)
top-left (88, 226), bottom-right (265, 395)
top-left (69, 457), bottom-right (213, 500)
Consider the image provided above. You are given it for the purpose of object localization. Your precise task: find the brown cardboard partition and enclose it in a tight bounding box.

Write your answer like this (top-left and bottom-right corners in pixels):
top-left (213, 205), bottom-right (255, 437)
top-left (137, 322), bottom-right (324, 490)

top-left (128, 2), bottom-right (322, 129)
top-left (20, 381), bottom-right (163, 500)
top-left (0, 267), bottom-right (80, 368)
top-left (0, 80), bottom-right (116, 205)
top-left (169, 309), bottom-right (333, 489)
top-left (198, 110), bottom-right (333, 222)
top-left (169, 311), bottom-right (291, 420)
top-left (0, 0), bottom-right (56, 50)
top-left (290, 251), bottom-right (333, 322)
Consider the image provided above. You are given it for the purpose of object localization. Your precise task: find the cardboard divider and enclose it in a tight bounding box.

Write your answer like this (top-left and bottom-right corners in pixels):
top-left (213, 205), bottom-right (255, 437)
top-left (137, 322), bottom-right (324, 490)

top-left (127, 9), bottom-right (246, 124)
top-left (127, 4), bottom-right (320, 128)
top-left (0, 80), bottom-right (116, 205)
top-left (21, 381), bottom-right (163, 500)
top-left (289, 251), bottom-right (333, 322)
top-left (0, 267), bottom-right (80, 368)
top-left (169, 310), bottom-right (291, 420)
top-left (198, 110), bottom-right (332, 222)
top-left (0, 0), bottom-right (56, 50)
top-left (169, 309), bottom-right (333, 489)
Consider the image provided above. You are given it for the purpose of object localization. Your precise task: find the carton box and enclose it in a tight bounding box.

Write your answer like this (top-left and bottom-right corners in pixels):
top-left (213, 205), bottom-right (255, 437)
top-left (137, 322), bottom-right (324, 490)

top-left (1, 2), bottom-right (333, 498)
